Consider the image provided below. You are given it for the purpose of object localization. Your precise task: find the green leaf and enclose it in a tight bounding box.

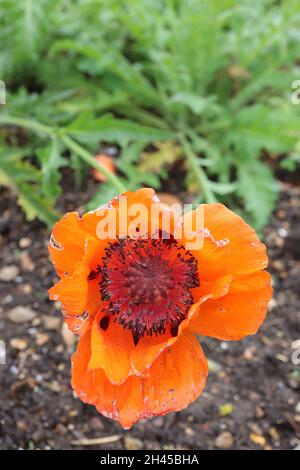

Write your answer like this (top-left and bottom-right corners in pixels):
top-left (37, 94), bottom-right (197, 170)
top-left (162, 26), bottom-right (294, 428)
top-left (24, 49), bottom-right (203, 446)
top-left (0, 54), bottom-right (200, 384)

top-left (236, 159), bottom-right (278, 229)
top-left (66, 112), bottom-right (176, 146)
top-left (37, 138), bottom-right (67, 201)
top-left (0, 145), bottom-right (59, 227)
top-left (280, 140), bottom-right (300, 171)
top-left (280, 152), bottom-right (300, 171)
top-left (229, 104), bottom-right (299, 156)
top-left (17, 184), bottom-right (59, 226)
top-left (0, 147), bottom-right (40, 184)
top-left (170, 93), bottom-right (221, 115)
top-left (209, 181), bottom-right (237, 195)
top-left (1, 0), bottom-right (58, 68)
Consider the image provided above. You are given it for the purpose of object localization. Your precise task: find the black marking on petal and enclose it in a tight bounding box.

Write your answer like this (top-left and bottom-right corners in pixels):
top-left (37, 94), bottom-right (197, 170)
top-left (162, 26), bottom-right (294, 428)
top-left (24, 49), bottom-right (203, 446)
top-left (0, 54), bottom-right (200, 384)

top-left (100, 316), bottom-right (110, 331)
top-left (170, 323), bottom-right (179, 337)
top-left (49, 235), bottom-right (63, 250)
top-left (88, 270), bottom-right (98, 280)
top-left (132, 330), bottom-right (141, 346)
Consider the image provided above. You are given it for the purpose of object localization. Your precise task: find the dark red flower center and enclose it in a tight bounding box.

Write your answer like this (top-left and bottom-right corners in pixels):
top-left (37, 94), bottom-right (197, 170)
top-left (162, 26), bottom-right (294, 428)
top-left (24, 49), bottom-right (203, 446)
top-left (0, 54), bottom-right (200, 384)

top-left (99, 236), bottom-right (199, 345)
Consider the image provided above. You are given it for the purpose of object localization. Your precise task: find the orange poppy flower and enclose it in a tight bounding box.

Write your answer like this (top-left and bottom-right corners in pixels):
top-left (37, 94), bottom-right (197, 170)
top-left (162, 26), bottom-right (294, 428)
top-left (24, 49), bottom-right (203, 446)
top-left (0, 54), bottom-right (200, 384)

top-left (48, 188), bottom-right (272, 429)
top-left (92, 153), bottom-right (116, 182)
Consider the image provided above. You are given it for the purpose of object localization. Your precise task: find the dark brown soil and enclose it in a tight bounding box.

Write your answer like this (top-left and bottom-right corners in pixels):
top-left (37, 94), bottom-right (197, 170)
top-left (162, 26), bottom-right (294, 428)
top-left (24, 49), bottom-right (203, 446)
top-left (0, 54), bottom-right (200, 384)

top-left (0, 174), bottom-right (300, 450)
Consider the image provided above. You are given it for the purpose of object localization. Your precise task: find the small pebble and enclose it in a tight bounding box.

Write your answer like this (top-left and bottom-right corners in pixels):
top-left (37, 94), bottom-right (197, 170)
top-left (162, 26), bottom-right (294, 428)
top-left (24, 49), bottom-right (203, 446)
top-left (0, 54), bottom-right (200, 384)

top-left (0, 265), bottom-right (19, 282)
top-left (214, 431), bottom-right (234, 449)
top-left (278, 228), bottom-right (288, 238)
top-left (124, 434), bottom-right (143, 450)
top-left (269, 427), bottom-right (280, 442)
top-left (19, 237), bottom-right (32, 248)
top-left (185, 427), bottom-right (195, 437)
top-left (219, 403), bottom-right (234, 417)
top-left (19, 283), bottom-right (32, 294)
top-left (7, 306), bottom-right (36, 324)
top-left (54, 423), bottom-right (68, 436)
top-left (20, 252), bottom-right (35, 272)
top-left (10, 338), bottom-right (28, 350)
top-left (249, 433), bottom-right (266, 447)
top-left (42, 315), bottom-right (61, 331)
top-left (208, 359), bottom-right (222, 373)
top-left (90, 417), bottom-right (104, 431)
top-left (36, 333), bottom-right (50, 346)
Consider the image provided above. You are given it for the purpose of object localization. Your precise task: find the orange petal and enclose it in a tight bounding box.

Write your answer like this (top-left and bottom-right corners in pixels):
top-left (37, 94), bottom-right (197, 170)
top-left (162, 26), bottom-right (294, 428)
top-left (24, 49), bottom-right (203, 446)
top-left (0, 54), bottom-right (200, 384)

top-left (181, 204), bottom-right (268, 279)
top-left (88, 311), bottom-right (134, 385)
top-left (64, 278), bottom-right (100, 335)
top-left (191, 274), bottom-right (233, 304)
top-left (49, 262), bottom-right (90, 316)
top-left (49, 233), bottom-right (104, 324)
top-left (48, 212), bottom-right (87, 276)
top-left (72, 332), bottom-right (140, 422)
top-left (130, 274), bottom-right (232, 376)
top-left (72, 330), bottom-right (208, 429)
top-left (130, 329), bottom-right (176, 376)
top-left (85, 278), bottom-right (102, 316)
top-left (189, 271), bottom-right (272, 340)
top-left (137, 332), bottom-right (208, 421)
top-left (64, 313), bottom-right (90, 336)
top-left (120, 187), bottom-right (158, 208)
top-left (83, 235), bottom-right (106, 272)
top-left (118, 331), bottom-right (208, 428)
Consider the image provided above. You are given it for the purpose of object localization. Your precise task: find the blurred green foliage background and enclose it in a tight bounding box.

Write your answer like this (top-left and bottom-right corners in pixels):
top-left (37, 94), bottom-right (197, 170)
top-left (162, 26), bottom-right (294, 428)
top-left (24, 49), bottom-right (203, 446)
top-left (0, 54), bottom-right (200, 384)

top-left (0, 0), bottom-right (300, 228)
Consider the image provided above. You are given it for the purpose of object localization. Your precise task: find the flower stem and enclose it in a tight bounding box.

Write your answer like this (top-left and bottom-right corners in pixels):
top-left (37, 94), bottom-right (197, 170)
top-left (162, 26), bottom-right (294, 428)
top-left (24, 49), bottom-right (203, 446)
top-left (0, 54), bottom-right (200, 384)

top-left (62, 135), bottom-right (126, 193)
top-left (180, 135), bottom-right (216, 203)
top-left (0, 115), bottom-right (53, 135)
